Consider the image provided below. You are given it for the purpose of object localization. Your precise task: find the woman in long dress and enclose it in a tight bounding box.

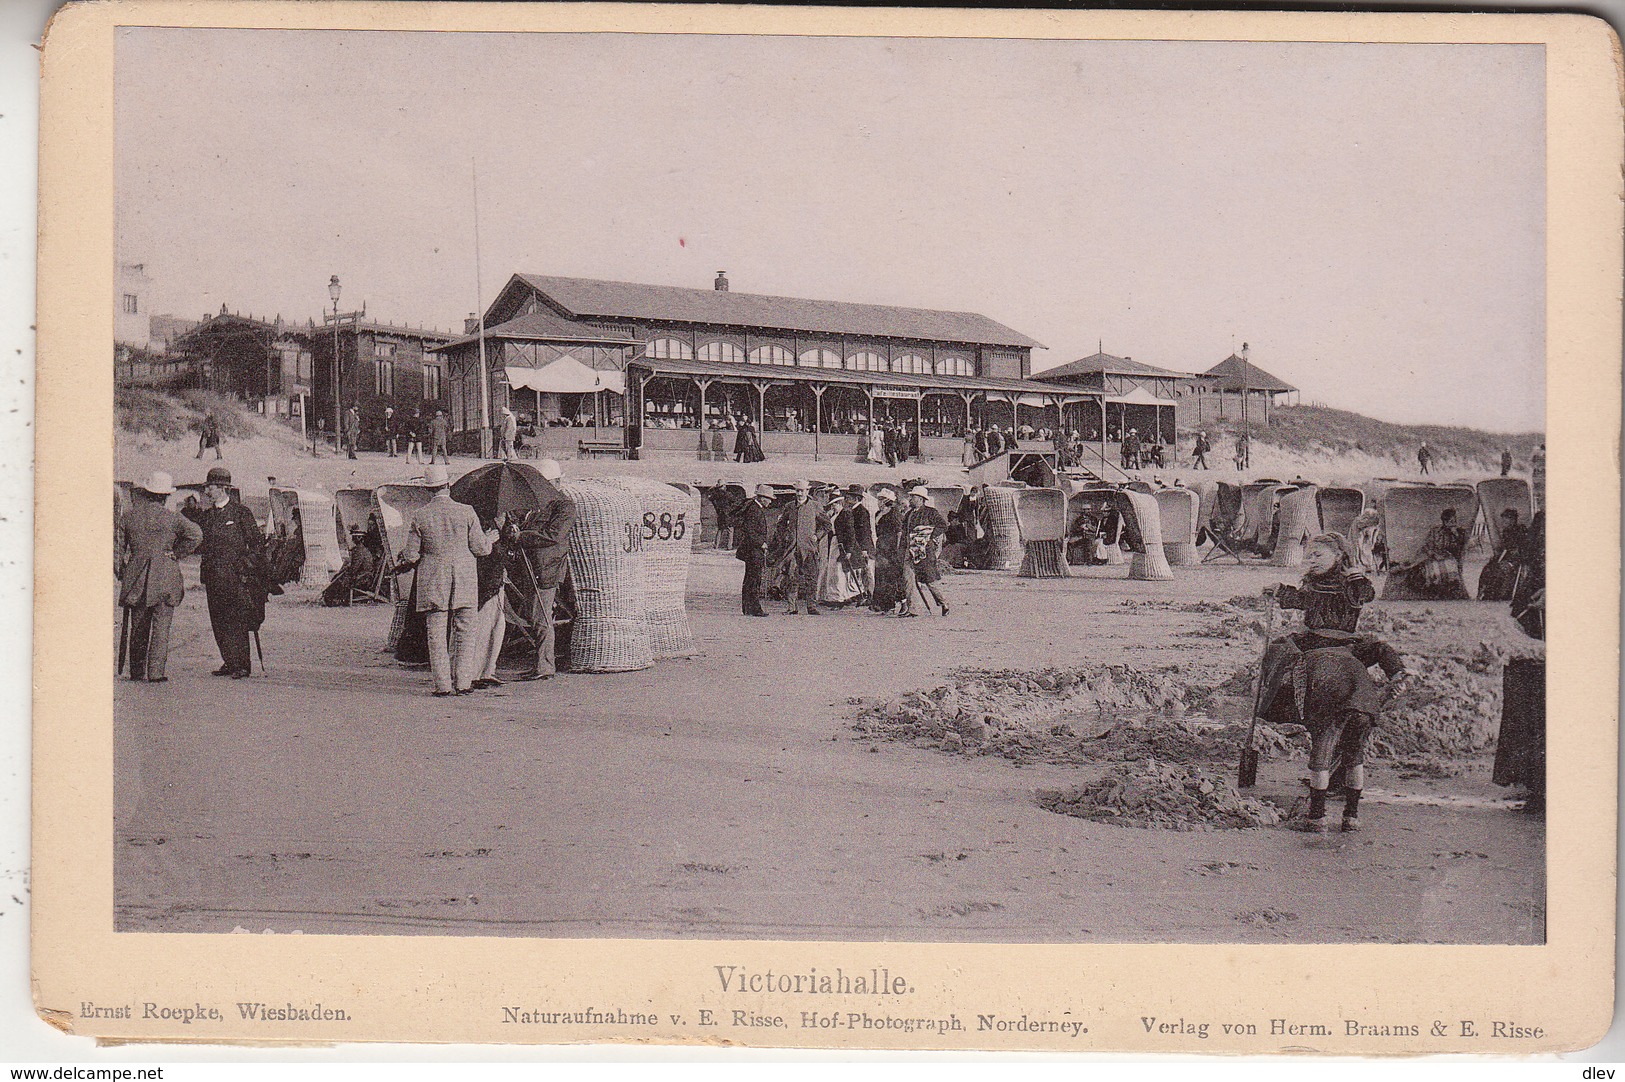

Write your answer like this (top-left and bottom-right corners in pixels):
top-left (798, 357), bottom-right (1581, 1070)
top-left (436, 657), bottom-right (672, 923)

top-left (867, 424), bottom-right (886, 465)
top-left (816, 497), bottom-right (863, 606)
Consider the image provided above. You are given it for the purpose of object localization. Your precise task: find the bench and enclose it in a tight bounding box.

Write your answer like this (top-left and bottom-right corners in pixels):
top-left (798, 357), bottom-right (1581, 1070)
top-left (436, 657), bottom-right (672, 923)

top-left (577, 438), bottom-right (625, 459)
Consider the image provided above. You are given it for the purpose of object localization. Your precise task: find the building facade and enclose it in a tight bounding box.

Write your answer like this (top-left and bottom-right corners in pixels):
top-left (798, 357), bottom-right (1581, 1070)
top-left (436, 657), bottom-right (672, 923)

top-left (440, 271), bottom-right (1096, 459)
top-left (307, 316), bottom-right (454, 446)
top-left (1177, 351), bottom-right (1298, 428)
top-left (167, 308), bottom-right (313, 414)
top-left (1032, 350), bottom-right (1185, 443)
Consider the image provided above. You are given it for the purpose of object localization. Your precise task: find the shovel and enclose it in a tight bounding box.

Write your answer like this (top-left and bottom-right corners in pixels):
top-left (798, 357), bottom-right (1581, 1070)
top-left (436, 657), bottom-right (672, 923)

top-left (1238, 598), bottom-right (1279, 788)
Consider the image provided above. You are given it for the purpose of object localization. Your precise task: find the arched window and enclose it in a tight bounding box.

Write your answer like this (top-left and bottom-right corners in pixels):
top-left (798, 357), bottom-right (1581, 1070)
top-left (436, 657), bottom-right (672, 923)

top-left (799, 349), bottom-right (842, 369)
top-left (935, 354), bottom-right (973, 377)
top-left (749, 345), bottom-right (795, 367)
top-left (645, 338), bottom-right (693, 360)
top-left (845, 351), bottom-right (887, 372)
top-left (697, 341), bottom-right (744, 363)
top-left (893, 353), bottom-right (929, 375)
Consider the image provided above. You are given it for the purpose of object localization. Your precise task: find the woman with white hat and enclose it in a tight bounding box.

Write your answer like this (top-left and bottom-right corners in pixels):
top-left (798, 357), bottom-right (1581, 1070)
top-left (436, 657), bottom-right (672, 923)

top-left (116, 471), bottom-right (203, 682)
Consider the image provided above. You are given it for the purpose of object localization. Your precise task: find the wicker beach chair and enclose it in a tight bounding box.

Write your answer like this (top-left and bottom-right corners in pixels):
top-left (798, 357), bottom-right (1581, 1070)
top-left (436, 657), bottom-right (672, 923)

top-left (1377, 484), bottom-right (1479, 601)
top-left (1268, 484), bottom-right (1322, 567)
top-left (1237, 482), bottom-right (1286, 555)
top-left (981, 485), bottom-right (1025, 571)
top-left (1124, 489), bottom-right (1175, 581)
top-left (1156, 486), bottom-right (1201, 567)
top-left (1014, 487), bottom-right (1071, 578)
top-left (556, 480), bottom-right (654, 672)
top-left (1475, 477), bottom-right (1533, 549)
top-left (608, 477), bottom-right (700, 659)
top-left (1316, 486), bottom-right (1366, 542)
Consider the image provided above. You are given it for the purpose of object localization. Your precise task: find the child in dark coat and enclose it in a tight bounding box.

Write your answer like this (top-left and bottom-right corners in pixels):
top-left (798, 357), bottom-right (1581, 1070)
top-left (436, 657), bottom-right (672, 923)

top-left (1262, 533), bottom-right (1409, 832)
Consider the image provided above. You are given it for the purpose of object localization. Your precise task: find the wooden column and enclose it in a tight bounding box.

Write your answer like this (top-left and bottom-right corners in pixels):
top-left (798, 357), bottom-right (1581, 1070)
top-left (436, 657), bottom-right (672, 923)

top-left (812, 383), bottom-right (826, 462)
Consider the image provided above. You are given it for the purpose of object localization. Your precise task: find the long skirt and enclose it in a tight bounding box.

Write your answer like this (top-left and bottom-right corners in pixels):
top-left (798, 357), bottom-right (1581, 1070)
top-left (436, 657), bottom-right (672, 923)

top-left (817, 538), bottom-right (864, 605)
top-left (871, 552), bottom-right (904, 611)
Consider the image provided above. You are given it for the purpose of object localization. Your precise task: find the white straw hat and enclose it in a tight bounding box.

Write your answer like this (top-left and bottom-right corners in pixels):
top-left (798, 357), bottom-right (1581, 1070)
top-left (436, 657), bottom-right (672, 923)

top-left (140, 470), bottom-right (176, 496)
top-left (423, 464), bottom-right (450, 488)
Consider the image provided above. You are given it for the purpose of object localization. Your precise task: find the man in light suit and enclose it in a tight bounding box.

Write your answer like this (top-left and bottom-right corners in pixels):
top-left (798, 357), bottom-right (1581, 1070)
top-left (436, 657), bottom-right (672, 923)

top-left (399, 464), bottom-right (495, 695)
top-left (118, 471), bottom-right (203, 681)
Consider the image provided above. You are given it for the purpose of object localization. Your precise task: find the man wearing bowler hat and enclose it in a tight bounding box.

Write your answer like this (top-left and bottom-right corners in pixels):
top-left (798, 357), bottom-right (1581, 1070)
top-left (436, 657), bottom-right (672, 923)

top-left (189, 466), bottom-right (266, 678)
top-left (117, 471), bottom-right (202, 681)
top-left (734, 484), bottom-right (775, 617)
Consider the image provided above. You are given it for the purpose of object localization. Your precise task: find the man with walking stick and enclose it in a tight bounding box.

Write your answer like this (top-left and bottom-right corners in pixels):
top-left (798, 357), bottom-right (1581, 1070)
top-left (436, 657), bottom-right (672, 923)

top-left (186, 466), bottom-right (268, 679)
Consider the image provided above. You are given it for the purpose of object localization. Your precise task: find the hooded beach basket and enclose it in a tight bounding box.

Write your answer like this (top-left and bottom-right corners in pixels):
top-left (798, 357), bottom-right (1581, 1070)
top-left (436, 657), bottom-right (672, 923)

top-left (1268, 485), bottom-right (1322, 567)
top-left (556, 480), bottom-right (653, 672)
top-left (1124, 489), bottom-right (1174, 581)
top-left (981, 485), bottom-right (1025, 571)
top-left (1156, 487), bottom-right (1201, 567)
top-left (608, 478), bottom-right (700, 659)
top-left (1014, 487), bottom-right (1071, 578)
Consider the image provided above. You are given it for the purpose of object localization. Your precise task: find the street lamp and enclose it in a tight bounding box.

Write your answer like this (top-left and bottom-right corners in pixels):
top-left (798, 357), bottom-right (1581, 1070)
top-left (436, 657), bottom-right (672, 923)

top-left (329, 275), bottom-right (341, 453)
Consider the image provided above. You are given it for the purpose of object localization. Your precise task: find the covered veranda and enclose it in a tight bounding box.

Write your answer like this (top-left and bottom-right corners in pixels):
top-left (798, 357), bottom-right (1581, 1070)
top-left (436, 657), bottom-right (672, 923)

top-left (624, 357), bottom-right (1101, 461)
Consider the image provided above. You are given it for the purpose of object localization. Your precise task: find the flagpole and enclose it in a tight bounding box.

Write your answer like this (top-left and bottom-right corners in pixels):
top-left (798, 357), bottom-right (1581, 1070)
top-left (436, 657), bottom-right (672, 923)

top-left (473, 158), bottom-right (492, 459)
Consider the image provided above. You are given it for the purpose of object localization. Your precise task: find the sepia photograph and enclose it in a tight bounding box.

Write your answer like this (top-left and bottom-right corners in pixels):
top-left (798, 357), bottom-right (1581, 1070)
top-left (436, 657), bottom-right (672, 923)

top-left (108, 24), bottom-right (1553, 946)
top-left (29, 1), bottom-right (1621, 1053)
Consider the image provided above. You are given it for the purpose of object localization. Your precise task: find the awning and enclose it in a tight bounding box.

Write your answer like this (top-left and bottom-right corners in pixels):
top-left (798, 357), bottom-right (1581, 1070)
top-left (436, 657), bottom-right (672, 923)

top-left (503, 356), bottom-right (625, 395)
top-left (1105, 386), bottom-right (1173, 407)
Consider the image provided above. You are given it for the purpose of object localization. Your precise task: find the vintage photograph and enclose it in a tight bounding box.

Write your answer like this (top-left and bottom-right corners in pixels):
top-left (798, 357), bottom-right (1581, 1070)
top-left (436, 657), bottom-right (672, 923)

top-left (108, 26), bottom-right (1551, 948)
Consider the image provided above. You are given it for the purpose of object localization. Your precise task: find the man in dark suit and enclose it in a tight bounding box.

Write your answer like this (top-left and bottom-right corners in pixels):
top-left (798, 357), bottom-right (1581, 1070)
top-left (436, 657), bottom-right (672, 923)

top-left (514, 458), bottom-right (576, 681)
top-left (187, 466), bottom-right (266, 678)
top-left (734, 484), bottom-right (775, 617)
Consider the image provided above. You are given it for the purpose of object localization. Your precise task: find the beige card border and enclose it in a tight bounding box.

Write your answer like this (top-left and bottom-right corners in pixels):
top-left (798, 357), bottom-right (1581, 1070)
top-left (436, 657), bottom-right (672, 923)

top-left (33, 1), bottom-right (1623, 1054)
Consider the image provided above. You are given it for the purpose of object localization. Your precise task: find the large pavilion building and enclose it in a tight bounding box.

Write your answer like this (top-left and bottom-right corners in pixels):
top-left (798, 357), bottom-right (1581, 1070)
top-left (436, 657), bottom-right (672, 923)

top-left (433, 272), bottom-right (1104, 459)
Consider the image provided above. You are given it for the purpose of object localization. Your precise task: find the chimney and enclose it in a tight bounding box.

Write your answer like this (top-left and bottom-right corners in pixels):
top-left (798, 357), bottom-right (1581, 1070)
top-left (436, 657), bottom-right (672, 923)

top-left (464, 312), bottom-right (480, 334)
top-left (714, 271), bottom-right (729, 292)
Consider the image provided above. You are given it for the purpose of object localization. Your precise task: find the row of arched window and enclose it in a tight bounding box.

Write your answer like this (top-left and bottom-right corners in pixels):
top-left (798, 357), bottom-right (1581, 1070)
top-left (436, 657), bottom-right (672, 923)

top-left (647, 337), bottom-right (975, 377)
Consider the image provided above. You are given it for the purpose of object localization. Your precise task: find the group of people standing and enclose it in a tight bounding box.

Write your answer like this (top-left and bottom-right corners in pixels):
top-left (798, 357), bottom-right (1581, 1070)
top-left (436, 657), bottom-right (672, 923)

top-left (391, 460), bottom-right (575, 695)
top-left (732, 481), bottom-right (950, 619)
top-left (117, 466), bottom-right (269, 682)
top-left (867, 421), bottom-right (921, 467)
top-left (322, 405), bottom-right (451, 463)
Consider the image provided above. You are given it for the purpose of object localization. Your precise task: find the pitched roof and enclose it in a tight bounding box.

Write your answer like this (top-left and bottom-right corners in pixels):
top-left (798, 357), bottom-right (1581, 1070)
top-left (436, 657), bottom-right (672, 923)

top-left (435, 309), bottom-right (634, 351)
top-left (514, 273), bottom-right (1043, 350)
top-left (626, 355), bottom-right (1096, 399)
top-left (1033, 350), bottom-right (1187, 383)
top-left (1202, 353), bottom-right (1296, 393)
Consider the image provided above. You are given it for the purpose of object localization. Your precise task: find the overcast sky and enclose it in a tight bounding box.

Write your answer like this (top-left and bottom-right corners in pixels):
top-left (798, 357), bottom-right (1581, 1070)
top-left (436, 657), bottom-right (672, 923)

top-left (115, 30), bottom-right (1546, 432)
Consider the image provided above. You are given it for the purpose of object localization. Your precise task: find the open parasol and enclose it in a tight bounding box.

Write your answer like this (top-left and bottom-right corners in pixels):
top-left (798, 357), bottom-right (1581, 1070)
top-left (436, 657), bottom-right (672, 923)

top-left (449, 461), bottom-right (565, 525)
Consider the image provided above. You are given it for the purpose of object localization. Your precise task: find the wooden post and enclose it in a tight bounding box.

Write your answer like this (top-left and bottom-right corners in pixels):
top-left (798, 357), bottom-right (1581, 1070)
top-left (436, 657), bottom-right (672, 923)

top-left (812, 383), bottom-right (825, 462)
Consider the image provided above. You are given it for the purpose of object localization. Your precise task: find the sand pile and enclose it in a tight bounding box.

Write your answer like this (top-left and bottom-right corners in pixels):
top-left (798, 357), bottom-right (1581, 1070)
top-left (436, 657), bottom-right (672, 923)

top-left (1037, 760), bottom-right (1284, 831)
top-left (852, 664), bottom-right (1298, 767)
top-left (1370, 654), bottom-right (1502, 758)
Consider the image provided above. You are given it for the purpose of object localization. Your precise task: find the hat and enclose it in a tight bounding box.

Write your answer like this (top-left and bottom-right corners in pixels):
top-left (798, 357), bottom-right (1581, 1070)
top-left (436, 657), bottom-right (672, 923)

top-left (793, 479), bottom-right (810, 493)
top-left (875, 486), bottom-right (898, 503)
top-left (845, 484), bottom-right (866, 498)
top-left (424, 464), bottom-right (450, 488)
top-left (139, 470), bottom-right (176, 496)
top-left (536, 458), bottom-right (563, 481)
top-left (205, 467), bottom-right (232, 486)
top-left (754, 484), bottom-right (775, 499)
top-left (909, 485), bottom-right (929, 498)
